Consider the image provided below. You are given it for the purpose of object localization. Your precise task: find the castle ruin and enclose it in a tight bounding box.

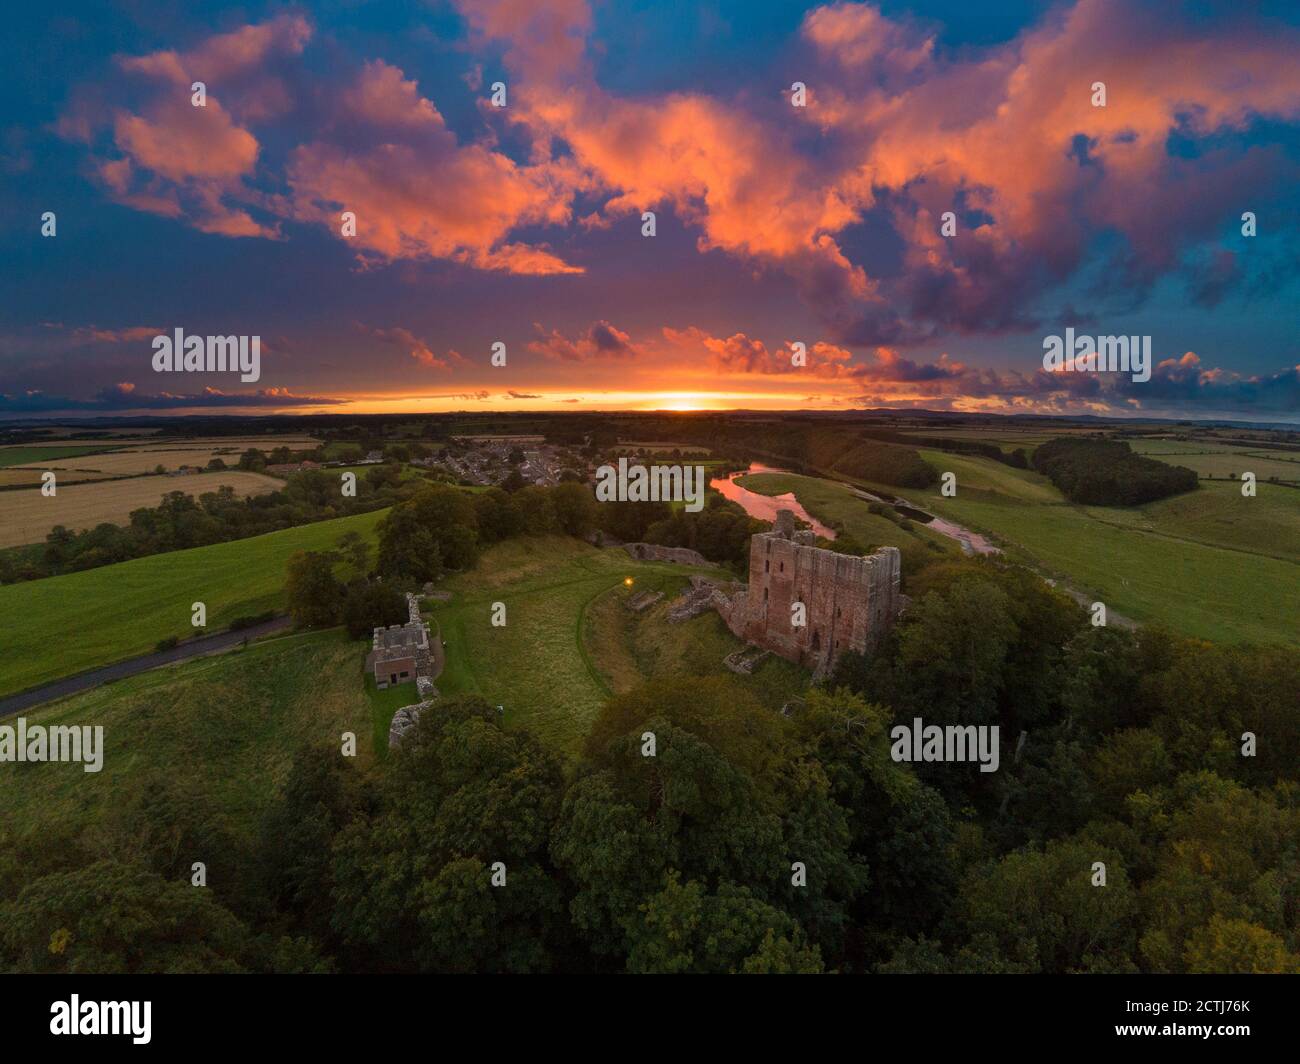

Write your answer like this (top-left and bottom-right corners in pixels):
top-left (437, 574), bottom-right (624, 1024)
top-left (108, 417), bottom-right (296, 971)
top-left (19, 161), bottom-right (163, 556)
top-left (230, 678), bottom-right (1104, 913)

top-left (716, 510), bottom-right (901, 679)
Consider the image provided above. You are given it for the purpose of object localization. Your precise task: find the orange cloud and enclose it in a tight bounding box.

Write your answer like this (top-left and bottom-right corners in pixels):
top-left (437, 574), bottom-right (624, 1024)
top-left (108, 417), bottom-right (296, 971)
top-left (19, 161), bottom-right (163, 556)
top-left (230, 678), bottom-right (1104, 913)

top-left (357, 324), bottom-right (467, 371)
top-left (285, 59), bottom-right (583, 274)
top-left (528, 320), bottom-right (638, 360)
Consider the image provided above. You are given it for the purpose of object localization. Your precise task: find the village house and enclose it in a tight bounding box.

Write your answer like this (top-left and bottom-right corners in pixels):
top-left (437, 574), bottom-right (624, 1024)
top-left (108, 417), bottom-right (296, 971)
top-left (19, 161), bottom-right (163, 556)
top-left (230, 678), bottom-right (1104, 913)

top-left (266, 460), bottom-right (321, 475)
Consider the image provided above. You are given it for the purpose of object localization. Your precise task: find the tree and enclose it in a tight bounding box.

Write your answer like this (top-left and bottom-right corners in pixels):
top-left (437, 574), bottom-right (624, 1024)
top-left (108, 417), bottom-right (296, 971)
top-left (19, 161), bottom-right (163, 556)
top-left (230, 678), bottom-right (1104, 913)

top-left (285, 550), bottom-right (344, 627)
top-left (376, 506), bottom-right (443, 584)
top-left (342, 580), bottom-right (407, 639)
top-left (259, 745), bottom-right (366, 942)
top-left (365, 464), bottom-right (402, 491)
top-left (472, 488), bottom-right (523, 543)
top-left (43, 525), bottom-right (75, 568)
top-left (329, 696), bottom-right (566, 972)
top-left (377, 484), bottom-right (478, 581)
top-left (1183, 916), bottom-right (1299, 974)
top-left (955, 838), bottom-right (1138, 973)
top-left (0, 859), bottom-right (256, 973)
top-left (874, 577), bottom-right (1019, 734)
top-left (625, 874), bottom-right (823, 974)
top-left (514, 485), bottom-right (558, 534)
top-left (791, 688), bottom-right (955, 948)
top-left (599, 499), bottom-right (671, 542)
top-left (335, 530), bottom-right (370, 575)
top-left (550, 482), bottom-right (599, 537)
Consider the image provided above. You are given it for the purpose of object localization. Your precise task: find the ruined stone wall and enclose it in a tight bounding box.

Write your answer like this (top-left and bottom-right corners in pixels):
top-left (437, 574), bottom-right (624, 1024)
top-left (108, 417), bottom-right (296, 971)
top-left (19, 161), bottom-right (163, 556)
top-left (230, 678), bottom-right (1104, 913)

top-left (623, 543), bottom-right (709, 566)
top-left (719, 513), bottom-right (900, 673)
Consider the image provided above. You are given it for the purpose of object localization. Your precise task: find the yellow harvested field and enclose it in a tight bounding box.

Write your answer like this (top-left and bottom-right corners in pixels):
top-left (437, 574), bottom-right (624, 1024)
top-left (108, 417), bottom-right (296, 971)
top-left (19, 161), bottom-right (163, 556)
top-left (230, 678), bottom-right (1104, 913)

top-left (0, 471), bottom-right (284, 547)
top-left (9, 436), bottom-right (323, 476)
top-left (16, 448), bottom-right (259, 475)
top-left (0, 469), bottom-right (116, 488)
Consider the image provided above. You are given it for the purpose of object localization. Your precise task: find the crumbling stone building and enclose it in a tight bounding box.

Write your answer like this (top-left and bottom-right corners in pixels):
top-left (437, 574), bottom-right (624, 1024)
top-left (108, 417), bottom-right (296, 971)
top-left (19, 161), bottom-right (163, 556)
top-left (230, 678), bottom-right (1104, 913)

top-left (366, 592), bottom-right (434, 689)
top-left (717, 510), bottom-right (901, 678)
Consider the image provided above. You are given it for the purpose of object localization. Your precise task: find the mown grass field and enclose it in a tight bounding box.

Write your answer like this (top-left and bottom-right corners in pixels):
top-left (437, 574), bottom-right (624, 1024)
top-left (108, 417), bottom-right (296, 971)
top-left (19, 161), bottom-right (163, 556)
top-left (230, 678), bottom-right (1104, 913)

top-left (822, 447), bottom-right (1297, 645)
top-left (0, 509), bottom-right (387, 696)
top-left (734, 471), bottom-right (959, 554)
top-left (0, 629), bottom-right (377, 847)
top-left (1135, 448), bottom-right (1300, 482)
top-left (419, 537), bottom-right (749, 755)
top-left (896, 428), bottom-right (1058, 453)
top-left (1, 470), bottom-right (286, 548)
top-left (1082, 479), bottom-right (1300, 564)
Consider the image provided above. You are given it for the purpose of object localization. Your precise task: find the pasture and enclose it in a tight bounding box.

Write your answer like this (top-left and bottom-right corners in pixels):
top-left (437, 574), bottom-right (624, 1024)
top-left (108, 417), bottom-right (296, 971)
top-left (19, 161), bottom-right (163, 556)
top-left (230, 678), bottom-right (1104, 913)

top-left (826, 447), bottom-right (1299, 645)
top-left (0, 509), bottom-right (387, 696)
top-left (0, 629), bottom-right (377, 851)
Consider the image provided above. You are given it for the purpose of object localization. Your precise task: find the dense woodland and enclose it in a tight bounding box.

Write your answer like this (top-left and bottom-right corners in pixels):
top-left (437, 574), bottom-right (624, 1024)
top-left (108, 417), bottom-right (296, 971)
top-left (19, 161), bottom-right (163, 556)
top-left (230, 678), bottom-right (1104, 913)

top-left (3, 483), bottom-right (1296, 974)
top-left (1032, 437), bottom-right (1199, 505)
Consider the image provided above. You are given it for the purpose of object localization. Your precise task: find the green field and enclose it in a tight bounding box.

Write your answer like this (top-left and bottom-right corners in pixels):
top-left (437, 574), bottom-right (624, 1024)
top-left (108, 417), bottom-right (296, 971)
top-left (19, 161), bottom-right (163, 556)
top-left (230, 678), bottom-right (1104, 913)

top-left (896, 428), bottom-right (1057, 452)
top-left (417, 536), bottom-right (784, 755)
top-left (0, 629), bottom-right (377, 850)
top-left (1141, 451), bottom-right (1300, 482)
top-left (0, 444), bottom-right (117, 468)
top-left (1080, 479), bottom-right (1300, 564)
top-left (327, 463), bottom-right (426, 482)
top-left (0, 509), bottom-right (387, 697)
top-left (820, 448), bottom-right (1297, 645)
top-left (733, 471), bottom-right (959, 554)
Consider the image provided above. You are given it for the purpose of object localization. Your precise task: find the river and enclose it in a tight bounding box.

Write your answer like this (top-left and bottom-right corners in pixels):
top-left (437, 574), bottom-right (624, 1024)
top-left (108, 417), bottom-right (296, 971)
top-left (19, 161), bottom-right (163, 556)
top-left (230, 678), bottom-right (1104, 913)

top-left (709, 463), bottom-right (837, 539)
top-left (713, 463), bottom-right (999, 556)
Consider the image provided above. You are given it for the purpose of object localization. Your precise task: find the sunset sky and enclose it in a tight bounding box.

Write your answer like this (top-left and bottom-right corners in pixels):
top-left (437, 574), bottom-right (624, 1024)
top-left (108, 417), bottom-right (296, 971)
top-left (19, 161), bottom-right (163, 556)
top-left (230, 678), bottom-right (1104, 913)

top-left (2, 0), bottom-right (1299, 421)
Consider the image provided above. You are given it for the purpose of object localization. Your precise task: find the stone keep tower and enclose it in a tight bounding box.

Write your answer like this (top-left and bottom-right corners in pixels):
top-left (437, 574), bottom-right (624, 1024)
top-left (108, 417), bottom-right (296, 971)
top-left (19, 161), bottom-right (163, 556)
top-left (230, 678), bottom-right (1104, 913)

top-left (722, 509), bottom-right (901, 676)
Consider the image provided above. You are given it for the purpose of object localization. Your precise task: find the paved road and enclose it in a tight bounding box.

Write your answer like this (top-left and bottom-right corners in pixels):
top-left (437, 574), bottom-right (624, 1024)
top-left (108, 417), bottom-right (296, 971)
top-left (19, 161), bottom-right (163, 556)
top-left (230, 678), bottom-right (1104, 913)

top-left (0, 616), bottom-right (294, 719)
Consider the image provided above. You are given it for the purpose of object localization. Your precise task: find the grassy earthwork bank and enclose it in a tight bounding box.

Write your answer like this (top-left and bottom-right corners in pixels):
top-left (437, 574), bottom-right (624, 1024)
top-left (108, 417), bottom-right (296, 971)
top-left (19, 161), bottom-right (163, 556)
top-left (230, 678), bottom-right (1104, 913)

top-left (417, 536), bottom-right (804, 756)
